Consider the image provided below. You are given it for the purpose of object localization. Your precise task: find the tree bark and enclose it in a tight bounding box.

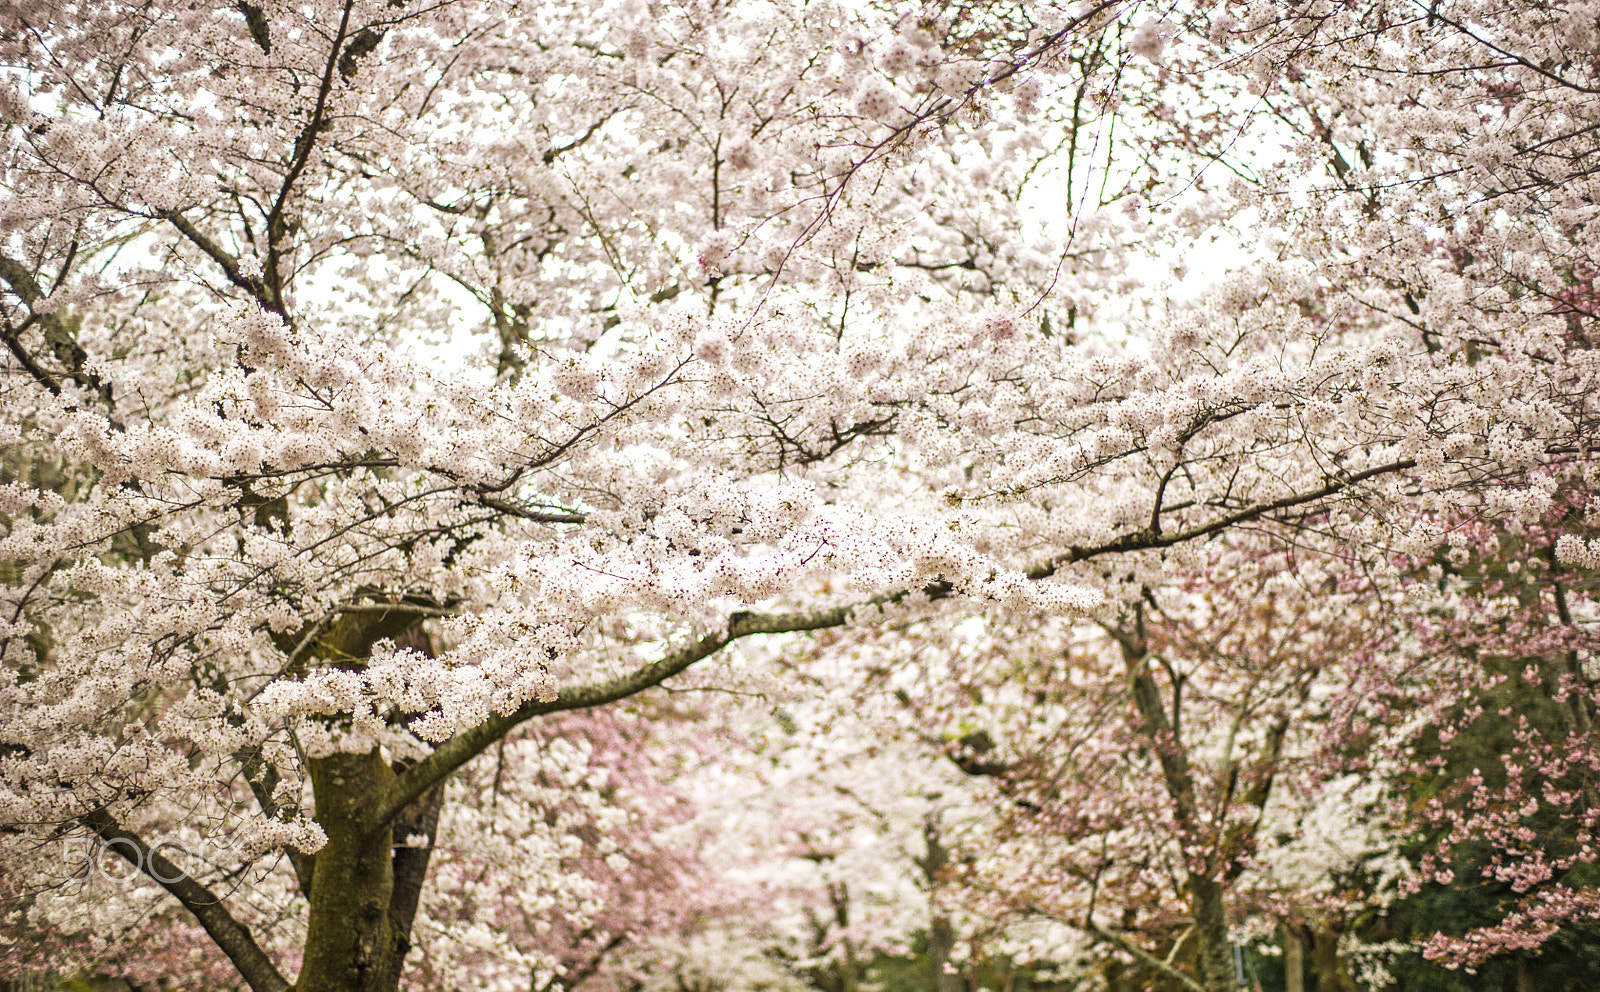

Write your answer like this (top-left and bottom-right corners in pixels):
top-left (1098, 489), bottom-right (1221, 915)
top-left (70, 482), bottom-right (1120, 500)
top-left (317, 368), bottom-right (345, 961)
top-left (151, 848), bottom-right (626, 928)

top-left (383, 776), bottom-right (446, 991)
top-left (827, 882), bottom-right (861, 992)
top-left (1115, 622), bottom-right (1232, 992)
top-left (919, 815), bottom-right (963, 992)
top-left (1515, 956), bottom-right (1534, 992)
top-left (1310, 929), bottom-right (1359, 992)
top-left (1284, 927), bottom-right (1304, 992)
top-left (1188, 876), bottom-right (1235, 992)
top-left (297, 750), bottom-right (404, 992)
top-left (928, 916), bottom-right (962, 992)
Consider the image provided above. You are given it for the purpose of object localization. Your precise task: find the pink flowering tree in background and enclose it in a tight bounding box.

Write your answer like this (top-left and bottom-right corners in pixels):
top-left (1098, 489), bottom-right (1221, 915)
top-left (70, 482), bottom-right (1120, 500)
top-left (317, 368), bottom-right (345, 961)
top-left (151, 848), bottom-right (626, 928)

top-left (4, 1), bottom-right (1600, 991)
top-left (1355, 496), bottom-right (1600, 982)
top-left (809, 539), bottom-right (1417, 992)
top-left (403, 706), bottom-right (719, 992)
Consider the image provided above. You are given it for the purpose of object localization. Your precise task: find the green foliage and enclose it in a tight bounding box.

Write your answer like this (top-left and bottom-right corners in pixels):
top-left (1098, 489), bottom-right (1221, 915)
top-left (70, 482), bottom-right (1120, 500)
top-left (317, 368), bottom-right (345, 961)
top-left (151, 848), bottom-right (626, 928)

top-left (1375, 651), bottom-right (1600, 992)
top-left (1379, 847), bottom-right (1600, 992)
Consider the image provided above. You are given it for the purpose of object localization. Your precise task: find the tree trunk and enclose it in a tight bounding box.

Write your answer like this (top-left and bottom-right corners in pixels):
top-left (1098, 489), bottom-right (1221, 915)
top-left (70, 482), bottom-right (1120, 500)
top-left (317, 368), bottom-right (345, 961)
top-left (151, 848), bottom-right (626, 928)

top-left (297, 750), bottom-right (406, 992)
top-left (920, 815), bottom-right (962, 992)
top-left (291, 751), bottom-right (449, 992)
top-left (1116, 623), bottom-right (1234, 992)
top-left (1284, 927), bottom-right (1304, 992)
top-left (1189, 876), bottom-right (1236, 992)
top-left (1515, 956), bottom-right (1534, 992)
top-left (289, 621), bottom-right (450, 992)
top-left (827, 881), bottom-right (860, 992)
top-left (928, 916), bottom-right (962, 992)
top-left (1100, 957), bottom-right (1140, 992)
top-left (1310, 929), bottom-right (1359, 992)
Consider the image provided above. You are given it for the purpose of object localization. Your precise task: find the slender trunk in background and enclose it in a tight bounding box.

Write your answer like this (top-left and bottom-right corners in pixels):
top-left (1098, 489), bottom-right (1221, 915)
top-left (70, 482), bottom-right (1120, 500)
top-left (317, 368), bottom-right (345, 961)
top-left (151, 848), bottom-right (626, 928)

top-left (1189, 876), bottom-right (1235, 992)
top-left (919, 814), bottom-right (963, 992)
top-left (1311, 930), bottom-right (1359, 992)
top-left (1516, 957), bottom-right (1535, 992)
top-left (1284, 928), bottom-right (1304, 992)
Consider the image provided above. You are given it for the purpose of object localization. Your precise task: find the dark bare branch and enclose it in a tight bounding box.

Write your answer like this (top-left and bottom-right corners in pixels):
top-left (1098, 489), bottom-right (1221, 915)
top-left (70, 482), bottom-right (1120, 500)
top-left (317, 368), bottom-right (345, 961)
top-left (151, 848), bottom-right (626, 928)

top-left (83, 810), bottom-right (292, 992)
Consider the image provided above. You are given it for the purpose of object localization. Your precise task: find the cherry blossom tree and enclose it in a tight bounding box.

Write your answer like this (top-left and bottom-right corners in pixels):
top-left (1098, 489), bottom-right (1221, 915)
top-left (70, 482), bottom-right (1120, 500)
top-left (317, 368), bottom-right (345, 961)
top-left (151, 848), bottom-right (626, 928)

top-left (0, 1), bottom-right (1125, 988)
top-left (4, 1), bottom-right (1600, 991)
top-left (1349, 497), bottom-right (1600, 978)
top-left (805, 539), bottom-right (1412, 992)
top-left (1171, 1), bottom-right (1600, 975)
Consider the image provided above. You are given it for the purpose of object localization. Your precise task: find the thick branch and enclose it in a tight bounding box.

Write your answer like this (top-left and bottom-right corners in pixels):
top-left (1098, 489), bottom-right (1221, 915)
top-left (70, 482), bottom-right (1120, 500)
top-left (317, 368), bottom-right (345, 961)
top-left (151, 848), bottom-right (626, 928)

top-left (374, 457), bottom-right (1428, 832)
top-left (368, 603), bottom-right (857, 831)
top-left (1026, 898), bottom-right (1206, 992)
top-left (477, 494), bottom-right (587, 524)
top-left (1027, 458), bottom-right (1419, 581)
top-left (1104, 614), bottom-right (1200, 832)
top-left (1082, 920), bottom-right (1209, 992)
top-left (163, 209), bottom-right (280, 314)
top-left (0, 253), bottom-right (48, 305)
top-left (0, 253), bottom-right (113, 407)
top-left (83, 810), bottom-right (292, 992)
top-left (1, 317), bottom-right (62, 394)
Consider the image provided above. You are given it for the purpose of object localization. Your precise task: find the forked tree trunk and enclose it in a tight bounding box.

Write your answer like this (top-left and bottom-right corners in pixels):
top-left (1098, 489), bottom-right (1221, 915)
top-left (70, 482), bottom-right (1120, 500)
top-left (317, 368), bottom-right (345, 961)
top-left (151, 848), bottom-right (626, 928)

top-left (295, 623), bottom-right (447, 992)
top-left (298, 750), bottom-right (405, 992)
top-left (296, 749), bottom-right (447, 992)
top-left (1114, 616), bottom-right (1245, 992)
